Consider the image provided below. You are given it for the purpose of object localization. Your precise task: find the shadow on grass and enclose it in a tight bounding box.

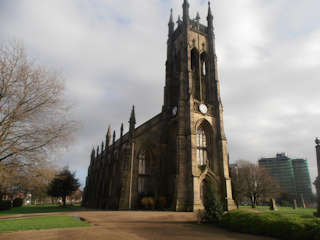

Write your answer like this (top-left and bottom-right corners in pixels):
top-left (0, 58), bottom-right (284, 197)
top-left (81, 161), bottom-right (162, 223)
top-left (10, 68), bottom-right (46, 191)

top-left (0, 215), bottom-right (91, 233)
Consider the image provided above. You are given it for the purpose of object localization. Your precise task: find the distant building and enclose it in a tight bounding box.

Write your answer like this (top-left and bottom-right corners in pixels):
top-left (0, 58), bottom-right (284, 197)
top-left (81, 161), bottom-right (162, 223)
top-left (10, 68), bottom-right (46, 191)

top-left (292, 158), bottom-right (313, 203)
top-left (229, 163), bottom-right (238, 169)
top-left (66, 189), bottom-right (83, 204)
top-left (258, 153), bottom-right (313, 203)
top-left (229, 163), bottom-right (239, 175)
top-left (259, 153), bottom-right (297, 199)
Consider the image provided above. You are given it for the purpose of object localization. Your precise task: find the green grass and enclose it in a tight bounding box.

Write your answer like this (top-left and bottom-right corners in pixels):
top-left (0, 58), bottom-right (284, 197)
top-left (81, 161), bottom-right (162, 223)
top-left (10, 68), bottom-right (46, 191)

top-left (220, 206), bottom-right (320, 240)
top-left (0, 216), bottom-right (90, 233)
top-left (0, 204), bottom-right (85, 216)
top-left (239, 205), bottom-right (316, 218)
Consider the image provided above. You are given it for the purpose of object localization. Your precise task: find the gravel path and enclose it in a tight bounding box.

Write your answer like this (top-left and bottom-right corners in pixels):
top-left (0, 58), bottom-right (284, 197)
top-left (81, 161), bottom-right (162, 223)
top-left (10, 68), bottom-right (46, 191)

top-left (0, 211), bottom-right (276, 240)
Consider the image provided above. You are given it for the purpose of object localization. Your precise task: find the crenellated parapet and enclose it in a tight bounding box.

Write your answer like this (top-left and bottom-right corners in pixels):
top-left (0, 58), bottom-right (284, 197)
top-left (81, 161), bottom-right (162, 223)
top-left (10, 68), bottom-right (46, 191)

top-left (168, 1), bottom-right (215, 43)
top-left (189, 20), bottom-right (208, 35)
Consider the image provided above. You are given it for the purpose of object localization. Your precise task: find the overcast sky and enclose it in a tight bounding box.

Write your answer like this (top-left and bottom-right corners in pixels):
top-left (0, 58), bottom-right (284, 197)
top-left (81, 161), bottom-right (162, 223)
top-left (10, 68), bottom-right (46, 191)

top-left (1, 0), bottom-right (319, 188)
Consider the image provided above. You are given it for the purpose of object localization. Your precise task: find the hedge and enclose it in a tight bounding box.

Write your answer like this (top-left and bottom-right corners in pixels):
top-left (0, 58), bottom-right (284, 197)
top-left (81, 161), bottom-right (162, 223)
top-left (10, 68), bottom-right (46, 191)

top-left (13, 198), bottom-right (23, 208)
top-left (220, 211), bottom-right (320, 240)
top-left (0, 200), bottom-right (12, 211)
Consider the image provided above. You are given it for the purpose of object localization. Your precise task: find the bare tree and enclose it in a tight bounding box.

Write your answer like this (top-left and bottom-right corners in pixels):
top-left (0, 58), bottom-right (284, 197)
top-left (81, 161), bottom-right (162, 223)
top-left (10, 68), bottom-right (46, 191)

top-left (0, 42), bottom-right (77, 165)
top-left (22, 159), bottom-right (58, 202)
top-left (0, 161), bottom-right (22, 199)
top-left (0, 157), bottom-right (58, 201)
top-left (232, 161), bottom-right (279, 208)
top-left (230, 164), bottom-right (245, 208)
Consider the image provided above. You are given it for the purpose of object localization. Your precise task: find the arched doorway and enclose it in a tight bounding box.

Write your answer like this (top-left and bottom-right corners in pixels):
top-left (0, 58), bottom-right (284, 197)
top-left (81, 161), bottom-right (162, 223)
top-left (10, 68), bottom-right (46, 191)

top-left (200, 179), bottom-right (207, 204)
top-left (199, 167), bottom-right (221, 210)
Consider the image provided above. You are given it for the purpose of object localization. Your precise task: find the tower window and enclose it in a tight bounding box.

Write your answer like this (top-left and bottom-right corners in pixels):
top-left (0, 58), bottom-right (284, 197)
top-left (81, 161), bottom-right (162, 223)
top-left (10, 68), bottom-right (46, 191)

top-left (191, 48), bottom-right (199, 71)
top-left (202, 61), bottom-right (206, 76)
top-left (197, 127), bottom-right (207, 166)
top-left (191, 48), bottom-right (200, 100)
top-left (201, 52), bottom-right (207, 76)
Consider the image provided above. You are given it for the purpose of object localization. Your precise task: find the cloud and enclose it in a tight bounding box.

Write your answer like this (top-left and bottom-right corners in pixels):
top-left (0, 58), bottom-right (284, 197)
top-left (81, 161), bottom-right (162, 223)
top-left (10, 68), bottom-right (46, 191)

top-left (1, 0), bottom-right (319, 189)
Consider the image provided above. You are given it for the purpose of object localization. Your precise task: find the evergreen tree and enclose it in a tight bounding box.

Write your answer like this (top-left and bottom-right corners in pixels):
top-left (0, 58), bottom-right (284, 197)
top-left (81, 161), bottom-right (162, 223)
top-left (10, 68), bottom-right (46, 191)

top-left (47, 168), bottom-right (80, 206)
top-left (203, 180), bottom-right (224, 223)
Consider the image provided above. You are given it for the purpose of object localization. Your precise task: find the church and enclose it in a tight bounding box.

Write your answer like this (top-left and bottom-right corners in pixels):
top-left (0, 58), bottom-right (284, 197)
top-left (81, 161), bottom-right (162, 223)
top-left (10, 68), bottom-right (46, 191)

top-left (82, 0), bottom-right (236, 212)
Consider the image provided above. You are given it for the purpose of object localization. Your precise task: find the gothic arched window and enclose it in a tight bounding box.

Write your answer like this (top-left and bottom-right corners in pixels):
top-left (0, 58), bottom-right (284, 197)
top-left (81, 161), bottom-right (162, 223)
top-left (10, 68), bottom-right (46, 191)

top-left (197, 127), bottom-right (207, 166)
top-left (138, 150), bottom-right (149, 194)
top-left (191, 48), bottom-right (199, 71)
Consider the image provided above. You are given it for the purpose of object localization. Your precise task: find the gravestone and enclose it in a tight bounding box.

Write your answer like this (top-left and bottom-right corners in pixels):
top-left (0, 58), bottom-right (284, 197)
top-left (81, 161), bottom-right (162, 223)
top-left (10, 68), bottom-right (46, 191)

top-left (292, 199), bottom-right (297, 209)
top-left (300, 194), bottom-right (306, 208)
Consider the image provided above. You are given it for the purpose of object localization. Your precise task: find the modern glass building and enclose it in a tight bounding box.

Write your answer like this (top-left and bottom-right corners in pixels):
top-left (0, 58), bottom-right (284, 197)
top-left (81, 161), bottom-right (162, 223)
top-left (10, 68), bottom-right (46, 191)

top-left (259, 153), bottom-right (313, 203)
top-left (259, 153), bottom-right (297, 199)
top-left (292, 158), bottom-right (313, 203)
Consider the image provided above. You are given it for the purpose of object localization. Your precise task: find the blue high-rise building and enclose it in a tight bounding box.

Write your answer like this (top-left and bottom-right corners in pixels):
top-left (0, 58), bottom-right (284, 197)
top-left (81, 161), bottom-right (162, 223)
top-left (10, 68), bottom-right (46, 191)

top-left (259, 153), bottom-right (313, 203)
top-left (292, 158), bottom-right (313, 203)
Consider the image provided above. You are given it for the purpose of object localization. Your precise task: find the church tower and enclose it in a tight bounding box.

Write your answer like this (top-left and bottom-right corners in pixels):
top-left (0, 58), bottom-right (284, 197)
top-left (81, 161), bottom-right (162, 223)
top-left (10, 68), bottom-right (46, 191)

top-left (163, 1), bottom-right (236, 211)
top-left (83, 0), bottom-right (236, 212)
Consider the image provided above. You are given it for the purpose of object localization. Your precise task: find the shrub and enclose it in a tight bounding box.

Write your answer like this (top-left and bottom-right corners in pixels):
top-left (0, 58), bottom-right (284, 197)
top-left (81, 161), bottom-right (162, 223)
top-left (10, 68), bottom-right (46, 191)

top-left (0, 200), bottom-right (12, 210)
top-left (220, 210), bottom-right (320, 240)
top-left (141, 197), bottom-right (155, 210)
top-left (13, 198), bottom-right (24, 207)
top-left (279, 200), bottom-right (290, 207)
top-left (203, 181), bottom-right (223, 223)
top-left (157, 196), bottom-right (167, 210)
top-left (198, 165), bottom-right (207, 173)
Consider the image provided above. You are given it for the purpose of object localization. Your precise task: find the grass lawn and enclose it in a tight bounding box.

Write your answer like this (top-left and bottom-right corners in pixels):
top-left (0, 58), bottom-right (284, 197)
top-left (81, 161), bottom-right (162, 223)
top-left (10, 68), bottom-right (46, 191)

top-left (0, 204), bottom-right (85, 216)
top-left (221, 206), bottom-right (320, 240)
top-left (0, 215), bottom-right (90, 233)
top-left (239, 205), bottom-right (316, 218)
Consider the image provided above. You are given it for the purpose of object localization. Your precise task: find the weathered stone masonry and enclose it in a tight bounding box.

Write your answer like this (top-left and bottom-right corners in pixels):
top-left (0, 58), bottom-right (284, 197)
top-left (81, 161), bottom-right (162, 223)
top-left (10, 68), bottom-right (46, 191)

top-left (82, 0), bottom-right (236, 211)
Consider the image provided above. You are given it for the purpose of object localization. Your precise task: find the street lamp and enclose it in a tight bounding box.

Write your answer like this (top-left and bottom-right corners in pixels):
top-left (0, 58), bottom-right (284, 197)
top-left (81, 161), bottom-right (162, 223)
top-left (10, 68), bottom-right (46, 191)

top-left (314, 138), bottom-right (320, 217)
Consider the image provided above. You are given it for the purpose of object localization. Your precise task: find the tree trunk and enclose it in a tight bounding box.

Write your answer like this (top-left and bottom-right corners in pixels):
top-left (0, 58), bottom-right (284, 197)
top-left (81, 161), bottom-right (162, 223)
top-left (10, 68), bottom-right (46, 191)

top-left (235, 199), bottom-right (239, 209)
top-left (62, 196), bottom-right (66, 207)
top-left (251, 196), bottom-right (256, 208)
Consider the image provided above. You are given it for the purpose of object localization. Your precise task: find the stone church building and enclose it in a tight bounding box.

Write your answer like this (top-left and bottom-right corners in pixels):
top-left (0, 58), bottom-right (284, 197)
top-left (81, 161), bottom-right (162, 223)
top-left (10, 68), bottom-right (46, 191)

top-left (82, 0), bottom-right (236, 211)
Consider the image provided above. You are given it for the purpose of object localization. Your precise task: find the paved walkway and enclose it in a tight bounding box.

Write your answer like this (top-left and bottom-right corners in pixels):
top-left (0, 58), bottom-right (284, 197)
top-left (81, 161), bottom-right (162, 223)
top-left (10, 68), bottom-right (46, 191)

top-left (0, 211), bottom-right (275, 240)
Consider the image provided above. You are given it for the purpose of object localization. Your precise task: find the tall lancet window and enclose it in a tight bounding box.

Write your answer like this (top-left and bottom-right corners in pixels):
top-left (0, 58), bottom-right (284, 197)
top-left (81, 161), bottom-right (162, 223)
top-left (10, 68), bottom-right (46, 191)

top-left (138, 150), bottom-right (149, 194)
top-left (197, 127), bottom-right (207, 166)
top-left (191, 48), bottom-right (200, 100)
top-left (191, 48), bottom-right (199, 71)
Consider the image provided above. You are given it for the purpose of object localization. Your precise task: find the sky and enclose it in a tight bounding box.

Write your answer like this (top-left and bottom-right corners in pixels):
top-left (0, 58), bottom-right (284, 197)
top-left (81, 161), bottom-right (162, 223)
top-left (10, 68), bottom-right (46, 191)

top-left (0, 0), bottom-right (319, 189)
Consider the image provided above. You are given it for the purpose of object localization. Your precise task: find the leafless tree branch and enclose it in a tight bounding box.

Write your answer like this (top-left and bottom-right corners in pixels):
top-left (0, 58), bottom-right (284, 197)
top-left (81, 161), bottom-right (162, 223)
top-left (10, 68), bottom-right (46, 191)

top-left (0, 41), bottom-right (78, 166)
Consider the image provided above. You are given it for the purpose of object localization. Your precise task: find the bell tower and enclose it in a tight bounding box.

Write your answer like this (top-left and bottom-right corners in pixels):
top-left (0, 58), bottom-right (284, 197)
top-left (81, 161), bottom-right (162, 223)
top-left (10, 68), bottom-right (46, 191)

top-left (163, 1), bottom-right (236, 211)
